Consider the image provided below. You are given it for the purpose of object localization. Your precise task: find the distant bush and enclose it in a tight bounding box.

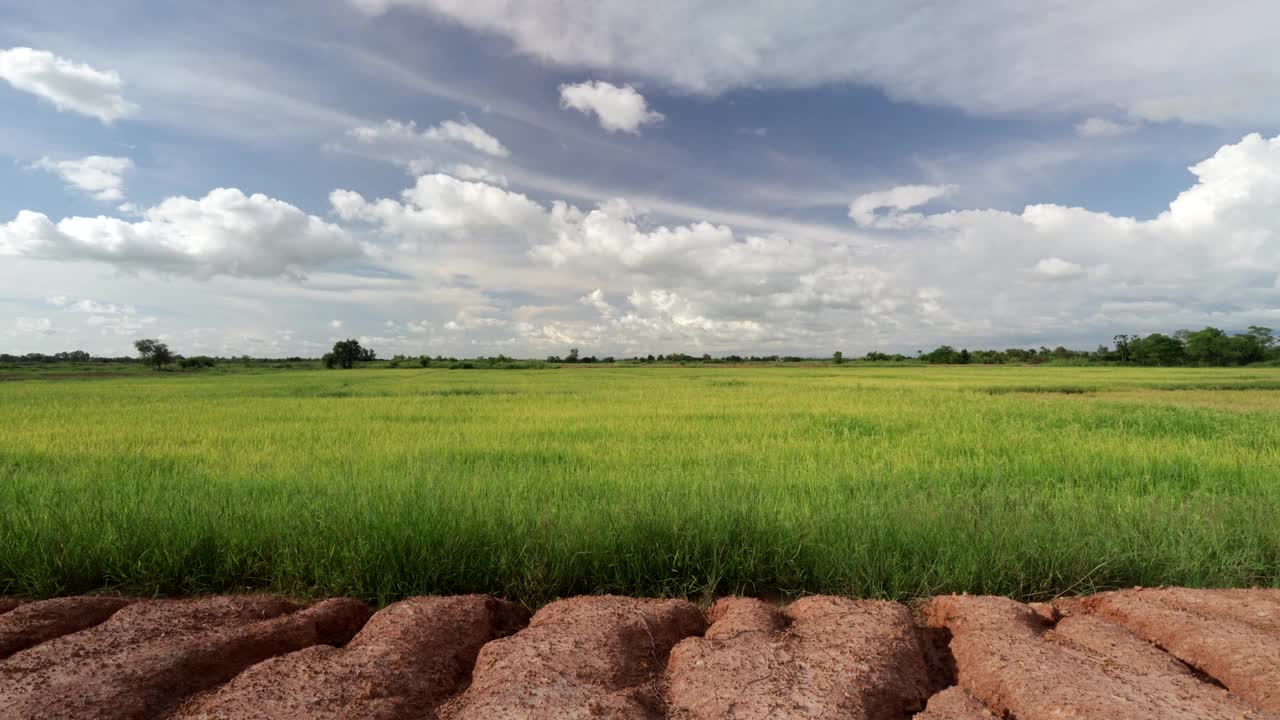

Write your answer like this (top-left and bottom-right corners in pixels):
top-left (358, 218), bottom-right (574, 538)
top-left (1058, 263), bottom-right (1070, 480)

top-left (448, 358), bottom-right (549, 370)
top-left (178, 356), bottom-right (217, 369)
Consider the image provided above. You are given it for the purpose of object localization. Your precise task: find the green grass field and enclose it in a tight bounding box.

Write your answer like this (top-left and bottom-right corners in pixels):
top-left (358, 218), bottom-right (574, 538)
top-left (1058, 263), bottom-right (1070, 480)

top-left (3, 365), bottom-right (1278, 605)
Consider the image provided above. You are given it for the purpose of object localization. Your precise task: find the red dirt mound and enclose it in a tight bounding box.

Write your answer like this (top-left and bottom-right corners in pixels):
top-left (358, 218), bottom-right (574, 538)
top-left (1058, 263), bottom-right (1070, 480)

top-left (0, 596), bottom-right (302, 710)
top-left (914, 687), bottom-right (997, 719)
top-left (0, 599), bottom-right (21, 615)
top-left (0, 597), bottom-right (371, 720)
top-left (923, 594), bottom-right (1272, 719)
top-left (0, 596), bottom-right (133, 660)
top-left (174, 594), bottom-right (529, 719)
top-left (1082, 588), bottom-right (1280, 713)
top-left (664, 596), bottom-right (931, 719)
top-left (437, 595), bottom-right (705, 720)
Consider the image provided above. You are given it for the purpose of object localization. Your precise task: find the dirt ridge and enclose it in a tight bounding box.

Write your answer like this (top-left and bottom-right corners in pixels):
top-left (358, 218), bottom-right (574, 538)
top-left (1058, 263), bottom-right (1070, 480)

top-left (0, 588), bottom-right (1275, 719)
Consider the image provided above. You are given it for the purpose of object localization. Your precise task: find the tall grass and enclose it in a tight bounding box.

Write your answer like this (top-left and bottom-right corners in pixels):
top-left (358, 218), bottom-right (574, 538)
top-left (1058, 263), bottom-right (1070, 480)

top-left (2, 365), bottom-right (1278, 606)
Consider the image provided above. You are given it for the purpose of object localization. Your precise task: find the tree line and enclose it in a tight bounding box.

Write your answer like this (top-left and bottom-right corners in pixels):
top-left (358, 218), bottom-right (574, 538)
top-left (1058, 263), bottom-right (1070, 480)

top-left (910, 326), bottom-right (1277, 366)
top-left (5, 326), bottom-right (1277, 371)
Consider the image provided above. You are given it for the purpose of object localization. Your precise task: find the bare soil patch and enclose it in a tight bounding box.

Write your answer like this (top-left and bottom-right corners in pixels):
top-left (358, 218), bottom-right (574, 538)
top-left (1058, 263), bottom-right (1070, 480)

top-left (0, 596), bottom-right (133, 660)
top-left (665, 596), bottom-right (930, 719)
top-left (1, 598), bottom-right (370, 720)
top-left (0, 589), bottom-right (1277, 719)
top-left (914, 686), bottom-right (997, 719)
top-left (1081, 588), bottom-right (1280, 712)
top-left (438, 595), bottom-right (704, 720)
top-left (174, 594), bottom-right (528, 720)
top-left (922, 594), bottom-right (1271, 719)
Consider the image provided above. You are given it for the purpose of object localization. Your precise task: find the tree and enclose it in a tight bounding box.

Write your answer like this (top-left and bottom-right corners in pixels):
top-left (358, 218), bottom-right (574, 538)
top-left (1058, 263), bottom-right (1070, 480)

top-left (833, 351), bottom-right (844, 364)
top-left (1113, 334), bottom-right (1132, 363)
top-left (1246, 326), bottom-right (1275, 349)
top-left (1183, 327), bottom-right (1229, 366)
top-left (565, 348), bottom-right (580, 363)
top-left (134, 338), bottom-right (173, 370)
top-left (1241, 326), bottom-right (1276, 362)
top-left (326, 339), bottom-right (369, 369)
top-left (1129, 333), bottom-right (1184, 366)
top-left (920, 345), bottom-right (960, 364)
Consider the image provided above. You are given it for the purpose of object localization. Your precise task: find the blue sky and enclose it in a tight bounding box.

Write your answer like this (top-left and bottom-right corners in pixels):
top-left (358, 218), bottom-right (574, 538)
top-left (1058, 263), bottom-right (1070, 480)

top-left (2, 0), bottom-right (1278, 357)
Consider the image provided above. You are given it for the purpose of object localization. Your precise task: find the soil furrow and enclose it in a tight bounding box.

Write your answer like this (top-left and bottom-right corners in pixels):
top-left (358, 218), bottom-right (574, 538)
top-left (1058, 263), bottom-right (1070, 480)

top-left (1082, 589), bottom-right (1280, 713)
top-left (0, 596), bottom-right (134, 660)
top-left (437, 595), bottom-right (705, 720)
top-left (665, 596), bottom-right (931, 719)
top-left (913, 687), bottom-right (997, 719)
top-left (0, 590), bottom-right (1276, 718)
top-left (173, 594), bottom-right (528, 719)
top-left (922, 594), bottom-right (1273, 720)
top-left (0, 596), bottom-right (301, 709)
top-left (0, 597), bottom-right (371, 720)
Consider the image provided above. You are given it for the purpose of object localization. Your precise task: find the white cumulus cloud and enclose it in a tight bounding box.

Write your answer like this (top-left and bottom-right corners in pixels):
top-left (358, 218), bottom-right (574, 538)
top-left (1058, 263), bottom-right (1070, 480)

top-left (0, 47), bottom-right (138, 123)
top-left (332, 173), bottom-right (552, 241)
top-left (0, 188), bottom-right (364, 279)
top-left (336, 132), bottom-right (1280, 352)
top-left (559, 80), bottom-right (663, 133)
top-left (1033, 257), bottom-right (1086, 280)
top-left (33, 155), bottom-right (134, 202)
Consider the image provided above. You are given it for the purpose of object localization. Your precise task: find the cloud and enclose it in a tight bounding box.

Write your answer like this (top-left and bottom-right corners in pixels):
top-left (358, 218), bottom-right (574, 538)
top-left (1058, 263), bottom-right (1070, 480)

top-left (1074, 117), bottom-right (1140, 138)
top-left (330, 320), bottom-right (344, 329)
top-left (19, 131), bottom-right (1273, 357)
top-left (43, 297), bottom-right (158, 335)
top-left (331, 173), bottom-right (552, 242)
top-left (0, 188), bottom-right (364, 279)
top-left (60, 298), bottom-right (135, 315)
top-left (448, 163), bottom-right (509, 186)
top-left (0, 47), bottom-right (138, 123)
top-left (425, 119), bottom-right (509, 156)
top-left (84, 313), bottom-right (157, 336)
top-left (1033, 257), bottom-right (1086, 280)
top-left (339, 132), bottom-right (1280, 352)
top-left (14, 317), bottom-right (55, 335)
top-left (33, 155), bottom-right (133, 202)
top-left (353, 1), bottom-right (1280, 127)
top-left (338, 118), bottom-right (509, 176)
top-left (580, 288), bottom-right (615, 318)
top-left (559, 80), bottom-right (663, 133)
top-left (849, 184), bottom-right (953, 227)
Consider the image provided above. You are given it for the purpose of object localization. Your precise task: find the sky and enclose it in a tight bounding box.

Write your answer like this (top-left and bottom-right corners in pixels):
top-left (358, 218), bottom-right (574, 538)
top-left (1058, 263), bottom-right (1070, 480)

top-left (1, 0), bottom-right (1278, 358)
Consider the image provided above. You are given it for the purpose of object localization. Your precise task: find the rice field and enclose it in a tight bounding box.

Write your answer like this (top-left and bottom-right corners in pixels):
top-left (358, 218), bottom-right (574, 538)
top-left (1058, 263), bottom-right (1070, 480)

top-left (2, 365), bottom-right (1278, 605)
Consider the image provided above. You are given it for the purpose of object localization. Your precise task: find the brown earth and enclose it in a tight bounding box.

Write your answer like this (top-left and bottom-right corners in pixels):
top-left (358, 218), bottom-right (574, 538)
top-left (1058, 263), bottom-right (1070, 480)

top-left (0, 596), bottom-right (133, 660)
top-left (922, 594), bottom-right (1274, 719)
top-left (0, 588), bottom-right (1276, 719)
top-left (1, 598), bottom-right (370, 720)
top-left (913, 687), bottom-right (996, 719)
top-left (665, 596), bottom-right (930, 719)
top-left (0, 595), bottom-right (301, 709)
top-left (438, 595), bottom-right (705, 719)
top-left (1079, 588), bottom-right (1280, 713)
top-left (174, 595), bottom-right (528, 720)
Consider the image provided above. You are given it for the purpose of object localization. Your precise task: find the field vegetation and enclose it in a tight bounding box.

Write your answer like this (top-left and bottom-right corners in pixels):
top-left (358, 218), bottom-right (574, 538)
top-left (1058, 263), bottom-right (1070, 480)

top-left (2, 364), bottom-right (1278, 606)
